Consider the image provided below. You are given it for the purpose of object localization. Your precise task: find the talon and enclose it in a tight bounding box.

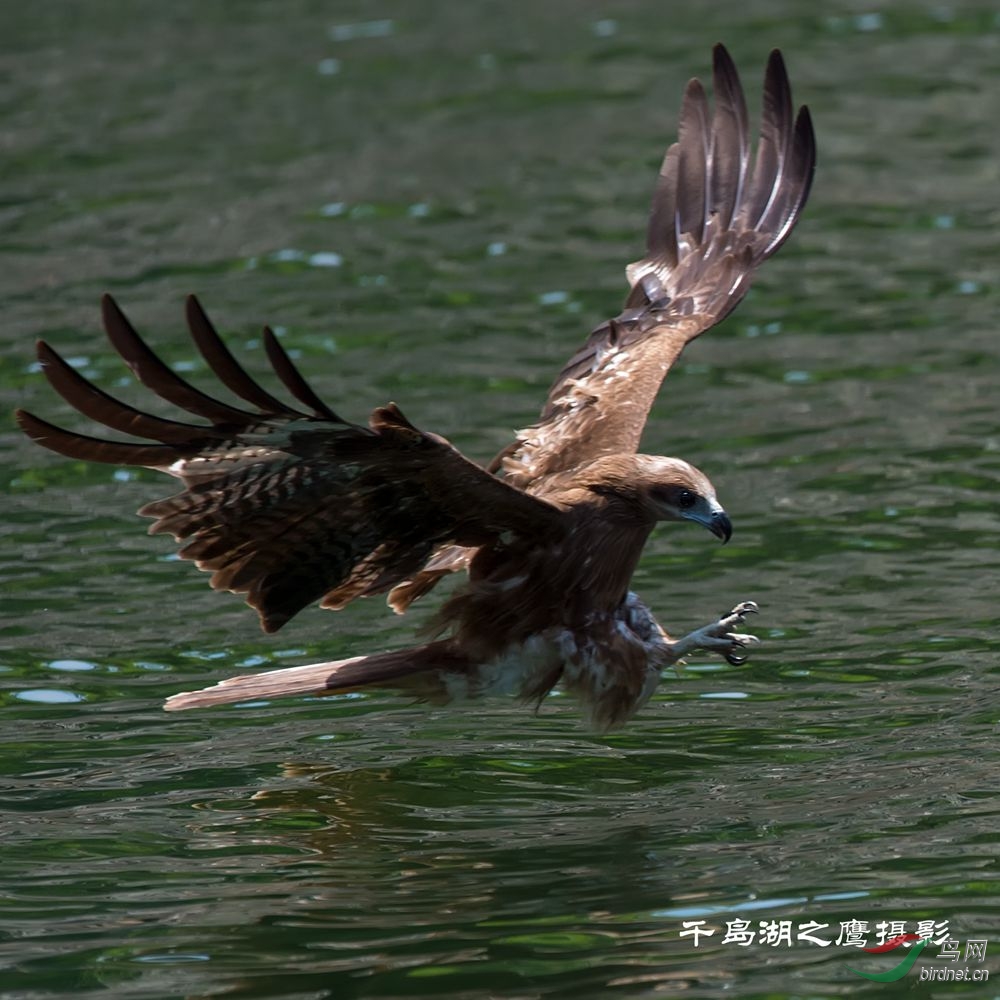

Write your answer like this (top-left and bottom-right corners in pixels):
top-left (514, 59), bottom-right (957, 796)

top-left (722, 631), bottom-right (759, 667)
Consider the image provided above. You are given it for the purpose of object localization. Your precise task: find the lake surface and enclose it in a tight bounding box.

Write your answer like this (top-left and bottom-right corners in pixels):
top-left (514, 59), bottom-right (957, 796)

top-left (3, 2), bottom-right (1000, 997)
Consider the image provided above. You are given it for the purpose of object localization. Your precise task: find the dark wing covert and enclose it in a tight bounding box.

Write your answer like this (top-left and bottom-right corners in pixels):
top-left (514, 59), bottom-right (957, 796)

top-left (16, 295), bottom-right (564, 632)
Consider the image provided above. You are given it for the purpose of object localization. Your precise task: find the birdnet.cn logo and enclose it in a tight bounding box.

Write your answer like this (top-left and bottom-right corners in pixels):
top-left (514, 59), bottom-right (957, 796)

top-left (676, 918), bottom-right (989, 984)
top-left (846, 933), bottom-right (989, 984)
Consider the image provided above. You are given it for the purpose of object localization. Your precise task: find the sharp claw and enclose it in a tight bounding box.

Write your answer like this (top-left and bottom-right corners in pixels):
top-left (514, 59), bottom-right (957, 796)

top-left (723, 630), bottom-right (758, 667)
top-left (674, 605), bottom-right (760, 668)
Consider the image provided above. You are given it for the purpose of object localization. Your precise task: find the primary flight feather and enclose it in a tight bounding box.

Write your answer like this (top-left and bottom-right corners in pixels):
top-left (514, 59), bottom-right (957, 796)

top-left (17, 45), bottom-right (815, 729)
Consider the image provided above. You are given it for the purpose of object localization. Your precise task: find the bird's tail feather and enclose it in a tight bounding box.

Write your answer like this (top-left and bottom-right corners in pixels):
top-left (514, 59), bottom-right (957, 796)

top-left (163, 640), bottom-right (468, 711)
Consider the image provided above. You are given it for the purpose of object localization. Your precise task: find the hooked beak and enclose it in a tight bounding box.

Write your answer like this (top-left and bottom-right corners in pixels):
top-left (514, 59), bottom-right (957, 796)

top-left (708, 509), bottom-right (733, 544)
top-left (679, 503), bottom-right (732, 543)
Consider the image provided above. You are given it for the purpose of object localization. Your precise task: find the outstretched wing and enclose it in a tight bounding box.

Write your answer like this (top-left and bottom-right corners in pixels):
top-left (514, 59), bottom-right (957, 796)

top-left (16, 295), bottom-right (564, 632)
top-left (494, 45), bottom-right (815, 487)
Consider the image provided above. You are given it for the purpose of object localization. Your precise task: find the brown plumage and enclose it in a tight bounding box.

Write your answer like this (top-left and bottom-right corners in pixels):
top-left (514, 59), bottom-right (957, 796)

top-left (16, 45), bottom-right (815, 729)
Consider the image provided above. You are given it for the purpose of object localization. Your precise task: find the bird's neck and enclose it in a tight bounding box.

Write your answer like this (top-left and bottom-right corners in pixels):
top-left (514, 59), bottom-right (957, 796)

top-left (567, 496), bottom-right (656, 606)
top-left (438, 493), bottom-right (655, 659)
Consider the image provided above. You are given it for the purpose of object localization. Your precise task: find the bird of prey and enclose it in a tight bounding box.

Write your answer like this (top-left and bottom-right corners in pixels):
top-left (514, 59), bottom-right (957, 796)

top-left (16, 45), bottom-right (814, 730)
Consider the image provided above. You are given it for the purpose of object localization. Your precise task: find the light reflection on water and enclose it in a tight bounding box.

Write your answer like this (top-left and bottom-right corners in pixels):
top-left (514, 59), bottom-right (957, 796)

top-left (3, 2), bottom-right (1000, 998)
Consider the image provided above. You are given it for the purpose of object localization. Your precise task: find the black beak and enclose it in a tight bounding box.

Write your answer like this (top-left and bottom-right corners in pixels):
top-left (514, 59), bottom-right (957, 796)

top-left (709, 510), bottom-right (732, 544)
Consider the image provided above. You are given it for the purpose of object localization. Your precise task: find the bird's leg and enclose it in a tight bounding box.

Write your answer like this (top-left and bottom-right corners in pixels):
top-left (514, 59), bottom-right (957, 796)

top-left (663, 601), bottom-right (760, 666)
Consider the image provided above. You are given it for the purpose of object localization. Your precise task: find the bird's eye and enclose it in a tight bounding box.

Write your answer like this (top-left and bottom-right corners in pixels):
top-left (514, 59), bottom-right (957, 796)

top-left (677, 489), bottom-right (697, 510)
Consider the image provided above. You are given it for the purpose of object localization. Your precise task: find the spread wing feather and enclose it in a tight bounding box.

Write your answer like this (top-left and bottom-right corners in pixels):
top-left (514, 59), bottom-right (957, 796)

top-left (16, 296), bottom-right (564, 632)
top-left (494, 45), bottom-right (815, 487)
